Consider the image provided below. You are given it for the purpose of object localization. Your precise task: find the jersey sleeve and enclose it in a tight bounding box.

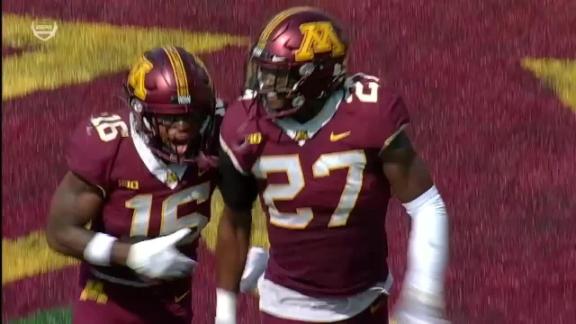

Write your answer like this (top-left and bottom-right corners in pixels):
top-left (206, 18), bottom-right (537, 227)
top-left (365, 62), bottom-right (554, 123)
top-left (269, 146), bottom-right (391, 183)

top-left (218, 100), bottom-right (262, 175)
top-left (375, 94), bottom-right (410, 152)
top-left (66, 113), bottom-right (126, 191)
top-left (346, 74), bottom-right (411, 151)
top-left (218, 148), bottom-right (258, 212)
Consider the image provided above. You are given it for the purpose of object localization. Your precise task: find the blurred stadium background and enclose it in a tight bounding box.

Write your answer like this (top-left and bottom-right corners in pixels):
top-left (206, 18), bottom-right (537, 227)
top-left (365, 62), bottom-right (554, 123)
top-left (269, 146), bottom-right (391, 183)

top-left (2, 0), bottom-right (575, 323)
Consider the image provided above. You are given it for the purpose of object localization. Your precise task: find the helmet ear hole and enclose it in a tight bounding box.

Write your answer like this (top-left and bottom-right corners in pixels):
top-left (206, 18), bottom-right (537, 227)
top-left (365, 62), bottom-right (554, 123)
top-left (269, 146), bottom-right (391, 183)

top-left (131, 98), bottom-right (143, 113)
top-left (299, 63), bottom-right (315, 77)
top-left (333, 63), bottom-right (343, 76)
top-left (291, 95), bottom-right (305, 108)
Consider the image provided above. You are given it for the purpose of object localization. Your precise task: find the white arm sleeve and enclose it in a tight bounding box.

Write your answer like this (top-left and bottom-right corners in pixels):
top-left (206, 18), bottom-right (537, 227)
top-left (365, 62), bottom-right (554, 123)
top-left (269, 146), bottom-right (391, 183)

top-left (402, 185), bottom-right (449, 296)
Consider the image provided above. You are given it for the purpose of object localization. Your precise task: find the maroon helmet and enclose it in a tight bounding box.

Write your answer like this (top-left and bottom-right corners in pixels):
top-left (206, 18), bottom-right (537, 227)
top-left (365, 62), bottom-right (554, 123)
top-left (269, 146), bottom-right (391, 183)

top-left (125, 46), bottom-right (217, 165)
top-left (246, 7), bottom-right (349, 118)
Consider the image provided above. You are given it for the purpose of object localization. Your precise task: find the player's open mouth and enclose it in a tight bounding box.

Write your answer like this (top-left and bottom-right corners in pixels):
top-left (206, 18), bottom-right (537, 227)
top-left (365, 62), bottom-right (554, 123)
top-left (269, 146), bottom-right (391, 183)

top-left (170, 141), bottom-right (189, 155)
top-left (175, 144), bottom-right (188, 154)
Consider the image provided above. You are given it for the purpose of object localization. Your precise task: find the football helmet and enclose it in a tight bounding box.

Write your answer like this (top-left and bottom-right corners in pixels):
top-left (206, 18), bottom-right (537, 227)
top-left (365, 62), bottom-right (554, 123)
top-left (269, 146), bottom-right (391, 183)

top-left (125, 46), bottom-right (217, 164)
top-left (246, 7), bottom-right (349, 118)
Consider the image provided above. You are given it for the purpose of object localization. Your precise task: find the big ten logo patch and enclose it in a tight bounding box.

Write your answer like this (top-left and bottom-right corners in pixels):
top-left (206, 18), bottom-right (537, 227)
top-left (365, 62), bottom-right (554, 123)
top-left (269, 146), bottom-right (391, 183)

top-left (119, 179), bottom-right (140, 190)
top-left (246, 132), bottom-right (263, 145)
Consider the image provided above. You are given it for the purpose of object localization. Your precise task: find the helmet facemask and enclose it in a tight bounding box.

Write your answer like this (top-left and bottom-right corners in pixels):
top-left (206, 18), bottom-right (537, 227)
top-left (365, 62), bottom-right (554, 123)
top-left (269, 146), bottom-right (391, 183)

top-left (249, 49), bottom-right (347, 119)
top-left (131, 98), bottom-right (213, 165)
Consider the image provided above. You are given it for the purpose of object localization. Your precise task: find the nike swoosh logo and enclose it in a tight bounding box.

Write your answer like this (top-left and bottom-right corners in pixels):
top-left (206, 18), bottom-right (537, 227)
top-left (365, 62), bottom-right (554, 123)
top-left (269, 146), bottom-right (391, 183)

top-left (330, 131), bottom-right (351, 142)
top-left (174, 290), bottom-right (190, 303)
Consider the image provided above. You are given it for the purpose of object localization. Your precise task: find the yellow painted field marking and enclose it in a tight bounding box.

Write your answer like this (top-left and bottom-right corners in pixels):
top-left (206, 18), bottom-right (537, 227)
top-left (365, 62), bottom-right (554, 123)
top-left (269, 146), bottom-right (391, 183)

top-left (2, 231), bottom-right (78, 285)
top-left (522, 58), bottom-right (576, 112)
top-left (2, 14), bottom-right (248, 101)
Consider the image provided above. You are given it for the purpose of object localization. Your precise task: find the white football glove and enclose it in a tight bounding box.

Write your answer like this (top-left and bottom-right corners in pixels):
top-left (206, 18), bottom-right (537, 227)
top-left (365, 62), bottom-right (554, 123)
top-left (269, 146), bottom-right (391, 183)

top-left (392, 286), bottom-right (450, 324)
top-left (239, 247), bottom-right (269, 293)
top-left (126, 228), bottom-right (197, 280)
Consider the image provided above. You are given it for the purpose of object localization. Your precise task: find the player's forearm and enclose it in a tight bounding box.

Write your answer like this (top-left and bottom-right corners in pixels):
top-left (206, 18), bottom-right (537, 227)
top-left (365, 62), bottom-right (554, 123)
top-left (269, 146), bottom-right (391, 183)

top-left (403, 185), bottom-right (449, 296)
top-left (46, 224), bottom-right (130, 266)
top-left (215, 205), bottom-right (252, 293)
top-left (46, 222), bottom-right (93, 258)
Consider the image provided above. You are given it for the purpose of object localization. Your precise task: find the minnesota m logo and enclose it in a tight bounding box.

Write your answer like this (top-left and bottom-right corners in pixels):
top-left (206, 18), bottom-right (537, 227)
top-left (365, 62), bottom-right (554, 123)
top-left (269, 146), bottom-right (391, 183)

top-left (295, 22), bottom-right (346, 62)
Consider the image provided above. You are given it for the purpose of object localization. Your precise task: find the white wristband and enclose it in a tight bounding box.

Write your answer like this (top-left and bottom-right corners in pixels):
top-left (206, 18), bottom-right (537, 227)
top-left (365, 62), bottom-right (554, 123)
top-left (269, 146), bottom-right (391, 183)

top-left (83, 232), bottom-right (118, 266)
top-left (216, 288), bottom-right (237, 322)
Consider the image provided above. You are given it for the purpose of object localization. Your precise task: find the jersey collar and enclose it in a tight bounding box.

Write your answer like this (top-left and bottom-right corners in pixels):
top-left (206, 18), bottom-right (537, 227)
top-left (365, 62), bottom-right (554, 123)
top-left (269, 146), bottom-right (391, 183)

top-left (129, 113), bottom-right (187, 189)
top-left (274, 89), bottom-right (344, 146)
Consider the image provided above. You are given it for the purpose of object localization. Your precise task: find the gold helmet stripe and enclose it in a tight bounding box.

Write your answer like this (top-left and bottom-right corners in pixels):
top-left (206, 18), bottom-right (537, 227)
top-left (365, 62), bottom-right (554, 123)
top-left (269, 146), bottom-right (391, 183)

top-left (257, 6), bottom-right (318, 48)
top-left (163, 46), bottom-right (189, 99)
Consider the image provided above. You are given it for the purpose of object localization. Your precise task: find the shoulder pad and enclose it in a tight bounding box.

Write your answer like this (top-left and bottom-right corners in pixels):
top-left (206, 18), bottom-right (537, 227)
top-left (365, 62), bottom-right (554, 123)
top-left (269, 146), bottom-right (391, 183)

top-left (219, 100), bottom-right (262, 174)
top-left (344, 74), bottom-right (410, 150)
top-left (66, 111), bottom-right (130, 190)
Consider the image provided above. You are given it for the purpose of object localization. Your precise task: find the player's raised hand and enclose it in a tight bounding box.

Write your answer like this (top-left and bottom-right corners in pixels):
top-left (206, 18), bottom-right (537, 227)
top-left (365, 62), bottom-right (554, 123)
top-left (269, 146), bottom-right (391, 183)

top-left (391, 286), bottom-right (450, 324)
top-left (126, 228), bottom-right (197, 280)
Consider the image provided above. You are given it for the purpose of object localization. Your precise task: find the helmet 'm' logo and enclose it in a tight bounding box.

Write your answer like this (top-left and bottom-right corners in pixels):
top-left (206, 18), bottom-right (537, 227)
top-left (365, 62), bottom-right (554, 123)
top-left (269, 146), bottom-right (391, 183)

top-left (128, 56), bottom-right (154, 100)
top-left (294, 22), bottom-right (346, 62)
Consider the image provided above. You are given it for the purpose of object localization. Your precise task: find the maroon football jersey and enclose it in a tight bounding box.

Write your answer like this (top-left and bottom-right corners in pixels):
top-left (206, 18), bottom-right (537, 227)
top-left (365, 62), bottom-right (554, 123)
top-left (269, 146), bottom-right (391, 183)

top-left (67, 109), bottom-right (217, 286)
top-left (220, 75), bottom-right (409, 297)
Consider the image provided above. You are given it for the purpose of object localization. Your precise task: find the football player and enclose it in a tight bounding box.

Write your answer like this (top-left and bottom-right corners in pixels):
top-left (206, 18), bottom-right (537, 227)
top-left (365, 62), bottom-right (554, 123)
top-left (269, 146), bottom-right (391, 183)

top-left (215, 7), bottom-right (450, 324)
top-left (46, 46), bottom-right (221, 324)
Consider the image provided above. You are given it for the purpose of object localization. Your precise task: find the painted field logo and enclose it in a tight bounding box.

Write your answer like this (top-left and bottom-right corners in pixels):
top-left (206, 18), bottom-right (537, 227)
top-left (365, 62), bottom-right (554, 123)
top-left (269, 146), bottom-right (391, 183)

top-left (31, 20), bottom-right (58, 41)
